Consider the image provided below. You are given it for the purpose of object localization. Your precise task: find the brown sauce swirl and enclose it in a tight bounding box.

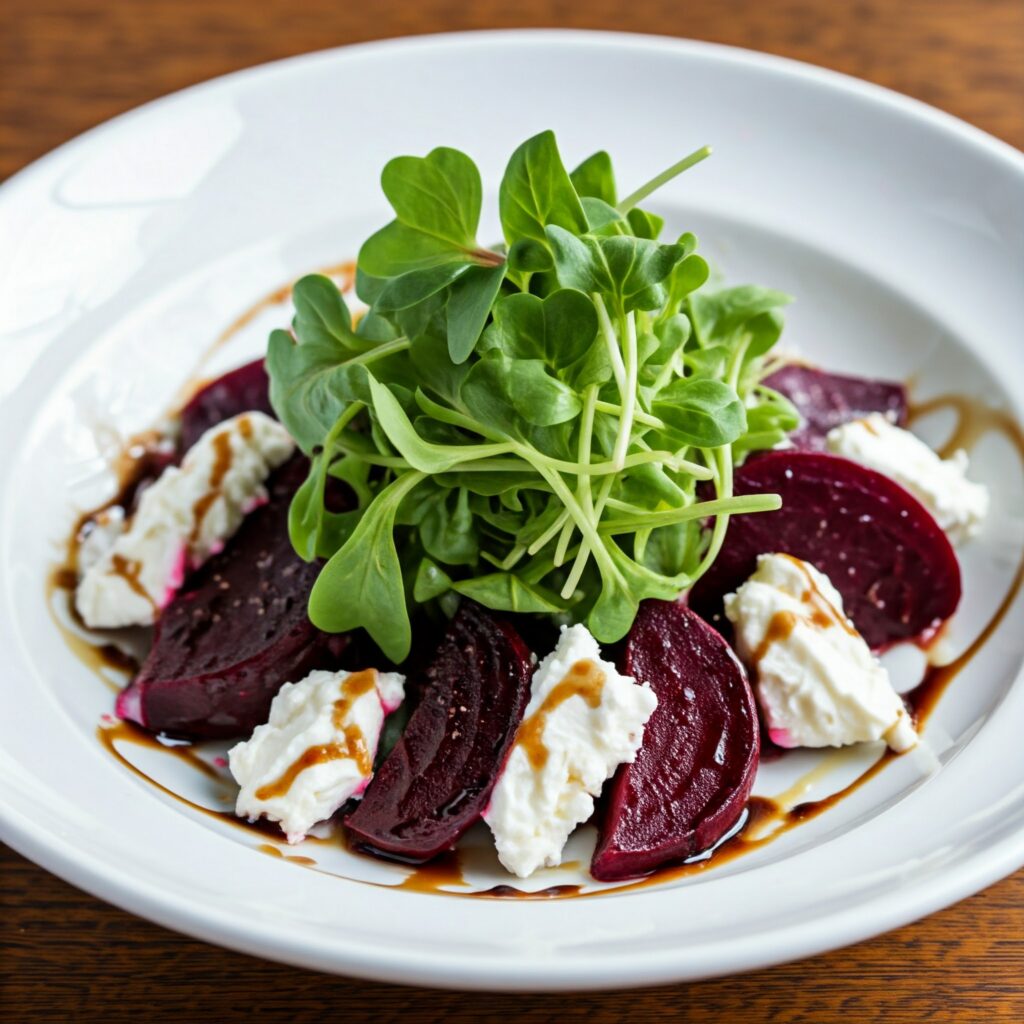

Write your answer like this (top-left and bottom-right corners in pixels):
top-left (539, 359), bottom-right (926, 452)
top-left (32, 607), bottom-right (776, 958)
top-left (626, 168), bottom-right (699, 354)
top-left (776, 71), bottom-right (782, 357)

top-left (516, 659), bottom-right (605, 771)
top-left (751, 554), bottom-right (856, 666)
top-left (109, 554), bottom-right (154, 608)
top-left (189, 424), bottom-right (236, 544)
top-left (909, 392), bottom-right (1024, 461)
top-left (255, 670), bottom-right (378, 801)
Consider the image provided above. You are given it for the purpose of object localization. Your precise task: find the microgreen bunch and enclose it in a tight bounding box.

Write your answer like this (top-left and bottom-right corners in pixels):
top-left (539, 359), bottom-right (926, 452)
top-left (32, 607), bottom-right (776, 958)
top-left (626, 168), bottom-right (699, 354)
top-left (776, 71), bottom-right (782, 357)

top-left (267, 132), bottom-right (797, 662)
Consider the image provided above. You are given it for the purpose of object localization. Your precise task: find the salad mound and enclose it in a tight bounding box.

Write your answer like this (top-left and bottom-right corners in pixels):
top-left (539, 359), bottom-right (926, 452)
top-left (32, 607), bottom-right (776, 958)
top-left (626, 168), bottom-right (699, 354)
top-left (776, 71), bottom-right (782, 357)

top-left (68, 130), bottom-right (988, 887)
top-left (267, 133), bottom-right (794, 661)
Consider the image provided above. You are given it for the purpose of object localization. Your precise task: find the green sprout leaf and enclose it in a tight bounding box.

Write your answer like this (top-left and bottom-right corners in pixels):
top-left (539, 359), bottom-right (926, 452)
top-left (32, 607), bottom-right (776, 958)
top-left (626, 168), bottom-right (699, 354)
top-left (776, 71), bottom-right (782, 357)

top-left (653, 378), bottom-right (748, 447)
top-left (570, 150), bottom-right (617, 205)
top-left (308, 472), bottom-right (425, 663)
top-left (452, 573), bottom-right (564, 614)
top-left (499, 131), bottom-right (588, 249)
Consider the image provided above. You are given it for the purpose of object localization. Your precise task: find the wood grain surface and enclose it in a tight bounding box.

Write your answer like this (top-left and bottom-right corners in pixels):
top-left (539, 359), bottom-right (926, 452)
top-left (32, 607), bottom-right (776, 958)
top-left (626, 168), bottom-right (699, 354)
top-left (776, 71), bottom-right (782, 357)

top-left (1, 0), bottom-right (1023, 1020)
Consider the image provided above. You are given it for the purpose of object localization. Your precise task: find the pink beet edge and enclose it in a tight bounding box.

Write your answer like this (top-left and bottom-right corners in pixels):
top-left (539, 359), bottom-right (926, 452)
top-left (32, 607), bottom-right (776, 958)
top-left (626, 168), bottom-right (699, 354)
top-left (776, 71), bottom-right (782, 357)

top-left (768, 727), bottom-right (795, 748)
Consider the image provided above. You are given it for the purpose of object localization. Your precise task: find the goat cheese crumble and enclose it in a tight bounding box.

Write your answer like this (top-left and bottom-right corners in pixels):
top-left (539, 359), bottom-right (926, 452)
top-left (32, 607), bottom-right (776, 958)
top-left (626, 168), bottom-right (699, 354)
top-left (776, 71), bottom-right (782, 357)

top-left (725, 553), bottom-right (917, 752)
top-left (229, 668), bottom-right (406, 843)
top-left (483, 625), bottom-right (657, 878)
top-left (826, 413), bottom-right (988, 543)
top-left (76, 412), bottom-right (294, 628)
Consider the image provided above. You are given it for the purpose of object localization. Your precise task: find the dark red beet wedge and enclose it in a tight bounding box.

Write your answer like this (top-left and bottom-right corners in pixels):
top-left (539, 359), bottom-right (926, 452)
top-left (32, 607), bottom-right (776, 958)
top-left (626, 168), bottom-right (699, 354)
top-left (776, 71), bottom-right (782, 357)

top-left (591, 601), bottom-right (760, 881)
top-left (764, 363), bottom-right (907, 450)
top-left (116, 456), bottom-right (348, 739)
top-left (179, 359), bottom-right (273, 452)
top-left (344, 602), bottom-right (533, 863)
top-left (688, 451), bottom-right (961, 650)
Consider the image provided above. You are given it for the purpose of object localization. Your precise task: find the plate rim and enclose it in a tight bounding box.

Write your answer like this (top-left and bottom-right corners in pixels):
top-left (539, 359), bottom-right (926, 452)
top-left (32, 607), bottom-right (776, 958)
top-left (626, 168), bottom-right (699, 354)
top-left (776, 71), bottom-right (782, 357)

top-left (1, 28), bottom-right (1023, 991)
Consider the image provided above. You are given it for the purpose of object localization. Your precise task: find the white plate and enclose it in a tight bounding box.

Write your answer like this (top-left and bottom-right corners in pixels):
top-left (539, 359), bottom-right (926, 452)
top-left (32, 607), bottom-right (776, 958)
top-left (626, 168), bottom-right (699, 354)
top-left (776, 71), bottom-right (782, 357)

top-left (1, 31), bottom-right (1023, 991)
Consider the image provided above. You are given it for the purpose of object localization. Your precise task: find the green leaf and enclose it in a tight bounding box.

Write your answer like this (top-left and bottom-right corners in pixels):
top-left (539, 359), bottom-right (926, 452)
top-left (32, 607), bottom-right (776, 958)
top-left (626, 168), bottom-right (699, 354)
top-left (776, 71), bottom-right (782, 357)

top-left (359, 221), bottom-right (470, 278)
top-left (446, 262), bottom-right (507, 363)
top-left (733, 385), bottom-right (801, 458)
top-left (546, 227), bottom-right (685, 312)
top-left (682, 343), bottom-right (731, 380)
top-left (626, 208), bottom-right (664, 240)
top-left (291, 275), bottom-right (369, 354)
top-left (420, 487), bottom-right (479, 566)
top-left (452, 573), bottom-right (564, 613)
top-left (308, 472), bottom-right (424, 662)
top-left (653, 378), bottom-right (748, 447)
top-left (570, 150), bottom-right (616, 204)
top-left (288, 452), bottom-right (361, 561)
top-left (600, 235), bottom-right (686, 311)
top-left (368, 374), bottom-right (509, 471)
top-left (665, 254), bottom-right (710, 311)
top-left (381, 146), bottom-right (482, 249)
top-left (743, 310), bottom-right (785, 358)
top-left (481, 289), bottom-right (597, 367)
top-left (462, 350), bottom-right (582, 429)
top-left (689, 285), bottom-right (792, 345)
top-left (266, 328), bottom-right (370, 453)
top-left (581, 197), bottom-right (628, 234)
top-left (499, 131), bottom-right (588, 249)
top-left (409, 336), bottom-right (469, 403)
top-left (413, 558), bottom-right (453, 602)
top-left (374, 263), bottom-right (469, 312)
top-left (507, 238), bottom-right (554, 273)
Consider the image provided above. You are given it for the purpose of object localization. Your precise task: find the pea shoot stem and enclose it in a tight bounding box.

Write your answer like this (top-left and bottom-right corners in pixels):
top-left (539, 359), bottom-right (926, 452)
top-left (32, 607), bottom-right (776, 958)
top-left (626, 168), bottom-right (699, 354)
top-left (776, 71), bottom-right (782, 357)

top-left (616, 145), bottom-right (712, 214)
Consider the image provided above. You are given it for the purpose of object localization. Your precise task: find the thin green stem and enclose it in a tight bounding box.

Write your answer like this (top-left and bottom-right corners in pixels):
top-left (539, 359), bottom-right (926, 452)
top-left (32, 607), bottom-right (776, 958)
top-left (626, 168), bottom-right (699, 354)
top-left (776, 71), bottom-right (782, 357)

top-left (595, 399), bottom-right (662, 430)
top-left (346, 337), bottom-right (410, 366)
top-left (600, 492), bottom-right (781, 535)
top-left (334, 444), bottom-right (411, 469)
top-left (527, 508), bottom-right (572, 556)
top-left (611, 310), bottom-right (638, 471)
top-left (616, 145), bottom-right (712, 214)
top-left (594, 294), bottom-right (627, 395)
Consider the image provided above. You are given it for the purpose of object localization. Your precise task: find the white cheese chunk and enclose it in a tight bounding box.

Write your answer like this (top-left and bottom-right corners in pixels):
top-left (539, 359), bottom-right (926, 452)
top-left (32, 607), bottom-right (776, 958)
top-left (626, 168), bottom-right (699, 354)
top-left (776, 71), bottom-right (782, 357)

top-left (483, 624), bottom-right (657, 878)
top-left (75, 412), bottom-right (294, 628)
top-left (229, 668), bottom-right (405, 843)
top-left (826, 413), bottom-right (988, 543)
top-left (76, 506), bottom-right (126, 575)
top-left (725, 553), bottom-right (916, 753)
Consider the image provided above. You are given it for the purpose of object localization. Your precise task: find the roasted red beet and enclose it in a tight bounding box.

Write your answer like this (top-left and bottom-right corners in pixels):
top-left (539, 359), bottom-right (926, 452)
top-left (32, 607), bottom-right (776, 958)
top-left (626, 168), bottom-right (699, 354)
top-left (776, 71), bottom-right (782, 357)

top-left (116, 456), bottom-right (348, 739)
top-left (179, 359), bottom-right (273, 452)
top-left (591, 601), bottom-right (760, 881)
top-left (344, 602), bottom-right (533, 863)
top-left (764, 364), bottom-right (907, 450)
top-left (688, 451), bottom-right (961, 650)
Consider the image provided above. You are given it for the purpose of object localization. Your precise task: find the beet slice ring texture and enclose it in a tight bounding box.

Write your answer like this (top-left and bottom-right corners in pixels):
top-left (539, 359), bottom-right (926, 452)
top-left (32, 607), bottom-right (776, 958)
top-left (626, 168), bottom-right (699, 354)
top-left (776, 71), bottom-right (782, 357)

top-left (344, 602), bottom-right (533, 864)
top-left (764, 363), bottom-right (908, 451)
top-left (179, 358), bottom-right (274, 452)
top-left (591, 601), bottom-right (760, 881)
top-left (117, 456), bottom-right (349, 739)
top-left (688, 450), bottom-right (961, 650)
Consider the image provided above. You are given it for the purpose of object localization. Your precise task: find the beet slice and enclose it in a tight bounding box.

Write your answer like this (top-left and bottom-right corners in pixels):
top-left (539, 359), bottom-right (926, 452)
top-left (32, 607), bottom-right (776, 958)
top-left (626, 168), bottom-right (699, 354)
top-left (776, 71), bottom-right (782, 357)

top-left (764, 363), bottom-right (907, 450)
top-left (591, 601), bottom-right (760, 881)
top-left (179, 359), bottom-right (273, 452)
top-left (344, 602), bottom-right (533, 863)
top-left (116, 456), bottom-right (348, 739)
top-left (688, 451), bottom-right (961, 650)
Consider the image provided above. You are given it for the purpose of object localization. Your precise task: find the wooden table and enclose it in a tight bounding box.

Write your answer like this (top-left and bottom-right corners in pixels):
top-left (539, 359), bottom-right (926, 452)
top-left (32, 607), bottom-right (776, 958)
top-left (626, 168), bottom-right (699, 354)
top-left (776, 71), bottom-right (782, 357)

top-left (1, 1), bottom-right (1022, 1020)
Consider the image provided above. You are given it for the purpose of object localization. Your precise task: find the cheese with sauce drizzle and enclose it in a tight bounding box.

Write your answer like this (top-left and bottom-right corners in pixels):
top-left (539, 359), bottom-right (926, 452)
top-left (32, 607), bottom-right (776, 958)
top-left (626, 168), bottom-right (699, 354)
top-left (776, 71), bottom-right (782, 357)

top-left (483, 624), bottom-right (657, 879)
top-left (229, 668), bottom-right (406, 843)
top-left (724, 553), bottom-right (917, 752)
top-left (826, 412), bottom-right (988, 543)
top-left (75, 412), bottom-right (294, 628)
